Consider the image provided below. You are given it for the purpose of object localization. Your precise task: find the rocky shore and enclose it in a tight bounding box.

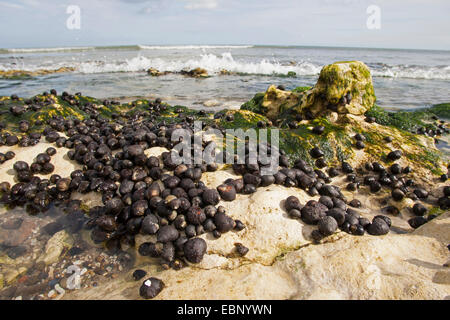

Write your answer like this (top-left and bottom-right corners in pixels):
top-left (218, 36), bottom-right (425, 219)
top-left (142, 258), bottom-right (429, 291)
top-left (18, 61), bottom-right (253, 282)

top-left (0, 61), bottom-right (449, 300)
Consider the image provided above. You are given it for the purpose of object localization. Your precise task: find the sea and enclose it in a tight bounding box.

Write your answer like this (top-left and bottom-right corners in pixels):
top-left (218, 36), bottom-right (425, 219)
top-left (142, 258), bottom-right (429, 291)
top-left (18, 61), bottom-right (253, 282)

top-left (0, 44), bottom-right (449, 111)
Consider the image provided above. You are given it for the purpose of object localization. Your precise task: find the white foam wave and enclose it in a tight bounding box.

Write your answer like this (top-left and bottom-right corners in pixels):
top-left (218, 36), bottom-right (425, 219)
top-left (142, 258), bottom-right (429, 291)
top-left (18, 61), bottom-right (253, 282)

top-left (2, 52), bottom-right (450, 80)
top-left (76, 52), bottom-right (321, 76)
top-left (138, 45), bottom-right (253, 50)
top-left (372, 65), bottom-right (450, 80)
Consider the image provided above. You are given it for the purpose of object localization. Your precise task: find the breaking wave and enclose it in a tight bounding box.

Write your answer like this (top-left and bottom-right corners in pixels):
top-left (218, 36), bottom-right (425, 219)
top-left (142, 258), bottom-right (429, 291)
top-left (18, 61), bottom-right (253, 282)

top-left (370, 64), bottom-right (450, 80)
top-left (138, 45), bottom-right (254, 50)
top-left (76, 52), bottom-right (321, 76)
top-left (1, 51), bottom-right (449, 80)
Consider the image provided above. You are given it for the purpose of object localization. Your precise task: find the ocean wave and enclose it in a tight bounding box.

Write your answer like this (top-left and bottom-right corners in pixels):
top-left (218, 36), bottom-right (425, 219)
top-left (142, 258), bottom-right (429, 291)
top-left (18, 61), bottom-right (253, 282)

top-left (0, 45), bottom-right (253, 54)
top-left (1, 51), bottom-right (450, 80)
top-left (137, 45), bottom-right (254, 50)
top-left (75, 54), bottom-right (450, 79)
top-left (0, 47), bottom-right (95, 53)
top-left (76, 52), bottom-right (321, 76)
top-left (371, 64), bottom-right (450, 80)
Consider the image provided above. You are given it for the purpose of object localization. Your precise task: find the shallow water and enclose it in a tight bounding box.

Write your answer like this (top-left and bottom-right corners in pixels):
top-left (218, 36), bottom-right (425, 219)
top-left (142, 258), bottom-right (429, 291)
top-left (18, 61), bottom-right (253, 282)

top-left (1, 45), bottom-right (449, 110)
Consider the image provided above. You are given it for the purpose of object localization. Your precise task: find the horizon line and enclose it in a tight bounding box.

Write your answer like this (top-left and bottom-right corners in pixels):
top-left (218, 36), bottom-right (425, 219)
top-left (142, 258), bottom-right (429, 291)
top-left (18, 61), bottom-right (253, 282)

top-left (1, 43), bottom-right (450, 53)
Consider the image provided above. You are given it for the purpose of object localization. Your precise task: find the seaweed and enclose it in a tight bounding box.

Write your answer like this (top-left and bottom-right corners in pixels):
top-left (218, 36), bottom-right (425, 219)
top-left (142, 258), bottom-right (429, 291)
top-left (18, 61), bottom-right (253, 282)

top-left (364, 104), bottom-right (443, 132)
top-left (240, 92), bottom-right (265, 114)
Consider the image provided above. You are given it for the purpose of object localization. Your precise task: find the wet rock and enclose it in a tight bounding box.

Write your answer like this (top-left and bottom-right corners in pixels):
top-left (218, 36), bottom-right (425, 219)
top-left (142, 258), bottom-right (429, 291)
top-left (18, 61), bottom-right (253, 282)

top-left (38, 230), bottom-right (73, 265)
top-left (42, 221), bottom-right (64, 235)
top-left (1, 218), bottom-right (23, 230)
top-left (6, 245), bottom-right (28, 259)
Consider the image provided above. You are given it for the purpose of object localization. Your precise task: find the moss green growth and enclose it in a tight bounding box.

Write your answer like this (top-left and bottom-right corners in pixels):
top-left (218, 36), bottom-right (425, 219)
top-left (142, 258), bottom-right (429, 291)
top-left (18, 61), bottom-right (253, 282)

top-left (240, 92), bottom-right (266, 114)
top-left (365, 104), bottom-right (449, 132)
top-left (291, 86), bottom-right (311, 93)
top-left (423, 103), bottom-right (450, 119)
top-left (217, 110), bottom-right (269, 130)
top-left (287, 71), bottom-right (297, 77)
top-left (405, 148), bottom-right (443, 175)
top-left (428, 207), bottom-right (445, 217)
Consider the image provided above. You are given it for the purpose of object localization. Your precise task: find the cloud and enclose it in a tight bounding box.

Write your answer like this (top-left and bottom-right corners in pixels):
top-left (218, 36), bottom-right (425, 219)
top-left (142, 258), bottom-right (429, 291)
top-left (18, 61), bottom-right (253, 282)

top-left (183, 0), bottom-right (218, 10)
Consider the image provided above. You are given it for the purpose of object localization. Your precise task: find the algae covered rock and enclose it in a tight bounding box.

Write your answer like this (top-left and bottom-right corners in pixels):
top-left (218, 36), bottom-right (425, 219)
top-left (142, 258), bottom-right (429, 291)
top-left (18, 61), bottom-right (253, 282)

top-left (0, 67), bottom-right (75, 80)
top-left (259, 85), bottom-right (302, 120)
top-left (181, 68), bottom-right (209, 78)
top-left (244, 61), bottom-right (376, 121)
top-left (301, 61), bottom-right (375, 116)
top-left (147, 68), bottom-right (162, 76)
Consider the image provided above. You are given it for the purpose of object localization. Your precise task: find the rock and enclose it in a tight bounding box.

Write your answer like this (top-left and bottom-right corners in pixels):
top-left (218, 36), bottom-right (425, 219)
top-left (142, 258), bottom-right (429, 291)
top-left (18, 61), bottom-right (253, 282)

top-left (147, 68), bottom-right (165, 77)
top-left (308, 61), bottom-right (375, 115)
top-left (278, 216), bottom-right (449, 299)
top-left (37, 230), bottom-right (73, 265)
top-left (1, 218), bottom-right (23, 230)
top-left (0, 67), bottom-right (75, 79)
top-left (219, 69), bottom-right (233, 75)
top-left (256, 61), bottom-right (375, 120)
top-left (182, 68), bottom-right (208, 78)
top-left (0, 218), bottom-right (37, 247)
top-left (259, 85), bottom-right (302, 120)
top-left (64, 201), bottom-right (450, 300)
top-left (4, 267), bottom-right (27, 285)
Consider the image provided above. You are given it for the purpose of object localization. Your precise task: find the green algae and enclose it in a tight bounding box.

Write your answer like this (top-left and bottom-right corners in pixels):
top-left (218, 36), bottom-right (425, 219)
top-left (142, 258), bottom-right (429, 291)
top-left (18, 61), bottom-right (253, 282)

top-left (291, 86), bottom-right (311, 93)
top-left (405, 148), bottom-right (443, 175)
top-left (217, 109), bottom-right (269, 130)
top-left (423, 103), bottom-right (450, 119)
top-left (240, 92), bottom-right (266, 114)
top-left (0, 95), bottom-right (89, 133)
top-left (1, 91), bottom-right (446, 178)
top-left (428, 207), bottom-right (445, 217)
top-left (365, 104), bottom-right (450, 132)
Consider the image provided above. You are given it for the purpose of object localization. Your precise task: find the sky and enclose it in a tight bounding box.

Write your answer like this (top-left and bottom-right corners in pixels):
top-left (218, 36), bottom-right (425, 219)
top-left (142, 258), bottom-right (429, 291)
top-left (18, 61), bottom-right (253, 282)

top-left (0, 0), bottom-right (449, 50)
